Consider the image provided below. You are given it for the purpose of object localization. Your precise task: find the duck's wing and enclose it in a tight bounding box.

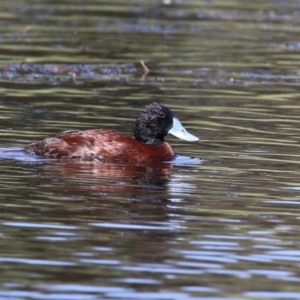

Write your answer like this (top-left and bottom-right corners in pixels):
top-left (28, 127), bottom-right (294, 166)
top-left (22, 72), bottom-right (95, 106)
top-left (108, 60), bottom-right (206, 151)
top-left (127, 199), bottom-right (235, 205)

top-left (24, 129), bottom-right (122, 160)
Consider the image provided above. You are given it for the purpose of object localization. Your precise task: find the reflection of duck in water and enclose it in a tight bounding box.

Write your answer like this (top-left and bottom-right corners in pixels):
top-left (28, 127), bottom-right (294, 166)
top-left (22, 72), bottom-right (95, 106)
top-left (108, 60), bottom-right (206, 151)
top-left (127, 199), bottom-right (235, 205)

top-left (24, 102), bottom-right (198, 162)
top-left (43, 159), bottom-right (172, 179)
top-left (40, 160), bottom-right (173, 200)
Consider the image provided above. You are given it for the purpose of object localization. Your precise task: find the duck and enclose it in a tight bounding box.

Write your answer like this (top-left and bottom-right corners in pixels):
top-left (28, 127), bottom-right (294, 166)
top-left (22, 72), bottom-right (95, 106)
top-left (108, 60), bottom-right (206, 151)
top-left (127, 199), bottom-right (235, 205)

top-left (24, 102), bottom-right (199, 163)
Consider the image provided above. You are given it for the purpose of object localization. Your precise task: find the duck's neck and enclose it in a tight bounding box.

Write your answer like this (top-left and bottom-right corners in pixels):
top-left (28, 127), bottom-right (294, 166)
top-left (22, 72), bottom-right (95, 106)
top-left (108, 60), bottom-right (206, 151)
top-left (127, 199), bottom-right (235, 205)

top-left (135, 134), bottom-right (165, 146)
top-left (134, 124), bottom-right (165, 146)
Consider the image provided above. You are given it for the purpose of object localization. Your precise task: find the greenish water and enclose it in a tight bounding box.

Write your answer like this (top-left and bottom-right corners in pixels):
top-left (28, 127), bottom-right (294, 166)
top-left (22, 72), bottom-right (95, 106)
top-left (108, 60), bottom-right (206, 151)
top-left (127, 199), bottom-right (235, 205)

top-left (1, 0), bottom-right (300, 299)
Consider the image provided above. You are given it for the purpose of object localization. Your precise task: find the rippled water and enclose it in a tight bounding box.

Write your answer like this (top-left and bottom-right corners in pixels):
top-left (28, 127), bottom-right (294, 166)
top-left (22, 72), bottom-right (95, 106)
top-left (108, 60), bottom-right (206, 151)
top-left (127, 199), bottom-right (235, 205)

top-left (1, 0), bottom-right (300, 299)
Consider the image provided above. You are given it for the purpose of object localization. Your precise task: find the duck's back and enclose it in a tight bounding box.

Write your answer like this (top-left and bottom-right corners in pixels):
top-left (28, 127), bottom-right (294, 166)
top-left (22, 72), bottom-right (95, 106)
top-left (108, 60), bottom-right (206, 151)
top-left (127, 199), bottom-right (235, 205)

top-left (24, 129), bottom-right (175, 163)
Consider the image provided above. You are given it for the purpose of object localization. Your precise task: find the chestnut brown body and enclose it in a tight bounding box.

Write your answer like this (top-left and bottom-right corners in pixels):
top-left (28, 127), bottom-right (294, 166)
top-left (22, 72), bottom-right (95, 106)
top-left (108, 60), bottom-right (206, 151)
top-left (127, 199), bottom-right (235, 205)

top-left (25, 129), bottom-right (175, 163)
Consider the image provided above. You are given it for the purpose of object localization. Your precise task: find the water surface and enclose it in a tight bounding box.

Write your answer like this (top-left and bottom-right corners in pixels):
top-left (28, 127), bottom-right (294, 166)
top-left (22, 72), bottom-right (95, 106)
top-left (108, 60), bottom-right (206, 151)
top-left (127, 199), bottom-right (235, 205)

top-left (1, 0), bottom-right (300, 299)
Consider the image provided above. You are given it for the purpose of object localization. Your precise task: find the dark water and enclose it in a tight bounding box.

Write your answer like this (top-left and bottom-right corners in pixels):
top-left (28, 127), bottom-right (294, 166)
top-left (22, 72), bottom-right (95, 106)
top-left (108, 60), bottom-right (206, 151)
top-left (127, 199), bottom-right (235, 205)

top-left (1, 0), bottom-right (300, 299)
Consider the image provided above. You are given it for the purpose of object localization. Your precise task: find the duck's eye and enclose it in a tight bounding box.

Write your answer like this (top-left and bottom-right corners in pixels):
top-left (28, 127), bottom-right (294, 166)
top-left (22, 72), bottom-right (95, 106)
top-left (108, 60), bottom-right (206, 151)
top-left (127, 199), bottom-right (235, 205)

top-left (159, 111), bottom-right (165, 118)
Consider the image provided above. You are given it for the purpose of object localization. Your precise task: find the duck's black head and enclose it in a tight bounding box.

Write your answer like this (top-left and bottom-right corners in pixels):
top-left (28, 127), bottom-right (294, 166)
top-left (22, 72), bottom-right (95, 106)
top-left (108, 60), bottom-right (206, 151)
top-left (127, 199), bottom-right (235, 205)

top-left (134, 102), bottom-right (174, 146)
